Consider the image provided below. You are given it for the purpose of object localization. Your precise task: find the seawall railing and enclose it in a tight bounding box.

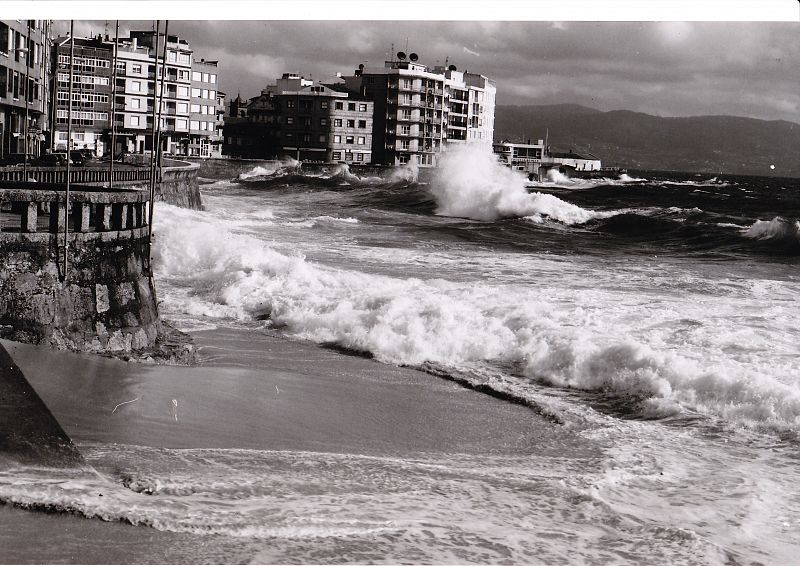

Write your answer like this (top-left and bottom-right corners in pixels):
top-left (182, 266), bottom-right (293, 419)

top-left (0, 167), bottom-right (151, 185)
top-left (0, 183), bottom-right (149, 237)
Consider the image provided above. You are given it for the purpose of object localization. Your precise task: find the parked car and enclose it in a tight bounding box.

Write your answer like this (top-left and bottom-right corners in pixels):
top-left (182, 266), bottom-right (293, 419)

top-left (69, 150), bottom-right (88, 166)
top-left (35, 153), bottom-right (71, 167)
top-left (0, 153), bottom-right (36, 167)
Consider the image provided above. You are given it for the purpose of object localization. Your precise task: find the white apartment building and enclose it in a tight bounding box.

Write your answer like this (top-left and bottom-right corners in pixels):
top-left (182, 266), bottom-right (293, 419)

top-left (344, 55), bottom-right (496, 167)
top-left (189, 59), bottom-right (222, 157)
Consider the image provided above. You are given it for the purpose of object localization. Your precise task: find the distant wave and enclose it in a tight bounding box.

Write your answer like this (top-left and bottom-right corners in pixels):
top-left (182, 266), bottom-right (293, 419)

top-left (742, 217), bottom-right (800, 247)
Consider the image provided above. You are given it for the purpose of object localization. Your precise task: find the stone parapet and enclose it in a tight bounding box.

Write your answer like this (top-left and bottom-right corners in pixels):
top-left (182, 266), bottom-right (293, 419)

top-left (0, 184), bottom-right (163, 356)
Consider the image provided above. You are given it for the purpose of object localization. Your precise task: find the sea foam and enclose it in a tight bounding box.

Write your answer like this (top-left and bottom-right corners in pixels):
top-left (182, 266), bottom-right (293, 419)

top-left (430, 146), bottom-right (603, 224)
top-left (152, 203), bottom-right (800, 431)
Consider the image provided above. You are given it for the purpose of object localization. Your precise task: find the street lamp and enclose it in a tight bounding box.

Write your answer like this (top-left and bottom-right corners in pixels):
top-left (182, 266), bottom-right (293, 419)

top-left (16, 43), bottom-right (30, 179)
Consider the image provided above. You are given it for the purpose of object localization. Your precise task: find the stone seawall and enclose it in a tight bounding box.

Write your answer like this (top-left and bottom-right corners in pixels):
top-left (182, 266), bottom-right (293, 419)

top-left (0, 183), bottom-right (188, 359)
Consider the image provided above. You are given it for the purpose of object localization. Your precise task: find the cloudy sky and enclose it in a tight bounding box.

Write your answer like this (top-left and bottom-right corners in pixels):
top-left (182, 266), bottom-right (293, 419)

top-left (52, 17), bottom-right (799, 123)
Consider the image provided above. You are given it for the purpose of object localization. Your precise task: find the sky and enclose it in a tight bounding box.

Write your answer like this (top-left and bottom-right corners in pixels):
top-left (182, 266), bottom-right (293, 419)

top-left (45, 6), bottom-right (800, 124)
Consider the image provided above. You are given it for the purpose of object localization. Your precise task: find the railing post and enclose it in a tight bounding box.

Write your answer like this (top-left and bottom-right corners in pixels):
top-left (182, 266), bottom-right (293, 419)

top-left (99, 203), bottom-right (112, 231)
top-left (50, 202), bottom-right (66, 233)
top-left (78, 203), bottom-right (91, 232)
top-left (22, 201), bottom-right (38, 233)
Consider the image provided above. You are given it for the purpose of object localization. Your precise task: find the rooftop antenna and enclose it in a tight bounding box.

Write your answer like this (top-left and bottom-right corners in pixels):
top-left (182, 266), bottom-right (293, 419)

top-left (405, 38), bottom-right (409, 54)
top-left (390, 42), bottom-right (394, 62)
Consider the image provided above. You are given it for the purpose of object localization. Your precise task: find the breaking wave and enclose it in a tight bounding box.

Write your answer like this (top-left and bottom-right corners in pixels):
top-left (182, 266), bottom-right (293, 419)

top-left (152, 203), bottom-right (800, 431)
top-left (431, 146), bottom-right (611, 224)
top-left (742, 217), bottom-right (800, 246)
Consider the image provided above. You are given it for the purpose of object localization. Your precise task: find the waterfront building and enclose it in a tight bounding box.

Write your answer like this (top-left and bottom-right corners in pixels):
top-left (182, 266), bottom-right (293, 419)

top-left (49, 29), bottom-right (221, 158)
top-left (0, 20), bottom-right (51, 160)
top-left (189, 58), bottom-right (223, 157)
top-left (493, 139), bottom-right (545, 172)
top-left (343, 54), bottom-right (496, 167)
top-left (52, 34), bottom-right (112, 154)
top-left (223, 73), bottom-right (372, 164)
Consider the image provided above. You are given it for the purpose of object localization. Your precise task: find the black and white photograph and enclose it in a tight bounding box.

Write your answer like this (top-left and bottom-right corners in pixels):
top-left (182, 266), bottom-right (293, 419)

top-left (0, 2), bottom-right (799, 564)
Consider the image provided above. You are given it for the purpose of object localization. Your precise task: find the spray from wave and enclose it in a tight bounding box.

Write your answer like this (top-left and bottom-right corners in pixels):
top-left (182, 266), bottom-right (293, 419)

top-left (152, 203), bottom-right (800, 431)
top-left (742, 217), bottom-right (800, 247)
top-left (430, 146), bottom-right (607, 224)
top-left (237, 158), bottom-right (301, 180)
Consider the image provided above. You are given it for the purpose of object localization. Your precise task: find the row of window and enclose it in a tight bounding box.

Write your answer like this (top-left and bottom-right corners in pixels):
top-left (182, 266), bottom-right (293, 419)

top-left (191, 70), bottom-right (217, 84)
top-left (57, 109), bottom-right (108, 121)
top-left (285, 116), bottom-right (368, 129)
top-left (58, 54), bottom-right (110, 69)
top-left (331, 151), bottom-right (366, 162)
top-left (190, 103), bottom-right (216, 115)
top-left (191, 87), bottom-right (217, 100)
top-left (285, 99), bottom-right (369, 113)
top-left (56, 91), bottom-right (109, 104)
top-left (58, 73), bottom-right (110, 86)
top-left (1, 65), bottom-right (39, 102)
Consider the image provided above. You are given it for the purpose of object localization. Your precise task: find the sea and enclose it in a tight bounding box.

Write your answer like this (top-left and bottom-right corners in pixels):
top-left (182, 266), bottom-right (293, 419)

top-left (1, 146), bottom-right (799, 564)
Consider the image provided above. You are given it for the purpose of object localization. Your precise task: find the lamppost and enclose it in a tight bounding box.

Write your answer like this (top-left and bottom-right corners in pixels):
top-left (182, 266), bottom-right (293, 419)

top-left (16, 39), bottom-right (30, 179)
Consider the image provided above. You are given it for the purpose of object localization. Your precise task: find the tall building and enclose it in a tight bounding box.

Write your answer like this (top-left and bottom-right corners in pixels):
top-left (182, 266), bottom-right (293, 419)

top-left (0, 20), bottom-right (51, 159)
top-left (49, 29), bottom-right (222, 158)
top-left (343, 54), bottom-right (496, 167)
top-left (52, 34), bottom-right (112, 153)
top-left (189, 58), bottom-right (222, 157)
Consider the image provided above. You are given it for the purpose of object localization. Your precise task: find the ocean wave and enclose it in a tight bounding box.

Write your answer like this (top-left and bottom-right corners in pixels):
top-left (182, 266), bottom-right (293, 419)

top-left (152, 203), bottom-right (800, 431)
top-left (237, 158), bottom-right (301, 180)
top-left (742, 217), bottom-right (800, 246)
top-left (430, 146), bottom-right (608, 224)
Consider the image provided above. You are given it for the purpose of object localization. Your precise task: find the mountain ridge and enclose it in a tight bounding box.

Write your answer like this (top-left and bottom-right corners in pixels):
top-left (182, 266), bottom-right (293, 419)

top-left (494, 105), bottom-right (800, 177)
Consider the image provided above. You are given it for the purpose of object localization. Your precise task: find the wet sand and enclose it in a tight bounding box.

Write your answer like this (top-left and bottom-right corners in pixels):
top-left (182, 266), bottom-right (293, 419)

top-left (0, 327), bottom-right (569, 564)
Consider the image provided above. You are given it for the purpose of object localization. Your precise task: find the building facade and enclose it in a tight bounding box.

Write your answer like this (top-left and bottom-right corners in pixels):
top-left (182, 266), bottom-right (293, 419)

top-left (48, 29), bottom-right (222, 158)
top-left (343, 56), bottom-right (496, 167)
top-left (1, 20), bottom-right (51, 159)
top-left (223, 73), bottom-right (372, 164)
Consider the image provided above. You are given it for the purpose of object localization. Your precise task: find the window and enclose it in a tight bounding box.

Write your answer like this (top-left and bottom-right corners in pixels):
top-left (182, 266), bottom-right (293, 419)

top-left (335, 101), bottom-right (343, 110)
top-left (357, 136), bottom-right (365, 145)
top-left (203, 73), bottom-right (210, 82)
top-left (131, 98), bottom-right (141, 109)
top-left (300, 99), bottom-right (312, 110)
top-left (286, 100), bottom-right (295, 108)
top-left (345, 152), bottom-right (353, 161)
top-left (286, 117), bottom-right (294, 125)
top-left (131, 80), bottom-right (141, 92)
top-left (168, 51), bottom-right (176, 62)
top-left (190, 120), bottom-right (199, 130)
top-left (334, 135), bottom-right (341, 143)
top-left (200, 122), bottom-right (208, 131)
top-left (359, 104), bottom-right (367, 112)
top-left (348, 103), bottom-right (356, 111)
top-left (356, 153), bottom-right (364, 162)
top-left (192, 71), bottom-right (202, 81)
top-left (209, 74), bottom-right (216, 84)
top-left (332, 151), bottom-right (341, 160)
top-left (209, 90), bottom-right (216, 99)
top-left (132, 64), bottom-right (142, 74)
top-left (178, 86), bottom-right (189, 97)
top-left (178, 102), bottom-right (188, 113)
top-left (130, 116), bottom-right (140, 126)
top-left (176, 118), bottom-right (188, 129)
top-left (320, 118), bottom-right (327, 126)
top-left (302, 117), bottom-right (312, 126)
top-left (346, 136), bottom-right (354, 144)
top-left (191, 103), bottom-right (200, 113)
top-left (334, 119), bottom-right (342, 127)
top-left (358, 120), bottom-right (367, 128)
top-left (347, 119), bottom-right (355, 128)
top-left (302, 134), bottom-right (311, 142)
top-left (178, 53), bottom-right (190, 64)
top-left (320, 101), bottom-right (328, 109)
top-left (191, 87), bottom-right (201, 97)
top-left (319, 134), bottom-right (326, 142)
top-left (201, 89), bottom-right (209, 99)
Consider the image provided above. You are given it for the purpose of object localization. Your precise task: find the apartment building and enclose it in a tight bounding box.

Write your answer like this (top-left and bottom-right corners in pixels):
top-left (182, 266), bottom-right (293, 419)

top-left (0, 20), bottom-right (51, 159)
top-left (343, 54), bottom-right (496, 167)
top-left (224, 73), bottom-right (372, 163)
top-left (52, 35), bottom-right (112, 154)
top-left (48, 30), bottom-right (222, 158)
top-left (189, 58), bottom-right (222, 157)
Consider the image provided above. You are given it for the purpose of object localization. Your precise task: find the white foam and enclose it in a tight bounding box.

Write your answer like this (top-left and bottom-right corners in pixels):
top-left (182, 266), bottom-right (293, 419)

top-left (430, 146), bottom-right (605, 224)
top-left (743, 217), bottom-right (800, 244)
top-left (238, 158), bottom-right (300, 180)
top-left (152, 202), bottom-right (800, 431)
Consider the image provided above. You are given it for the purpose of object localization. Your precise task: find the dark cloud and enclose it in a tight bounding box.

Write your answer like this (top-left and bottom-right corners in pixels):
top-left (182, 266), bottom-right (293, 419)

top-left (53, 20), bottom-right (800, 122)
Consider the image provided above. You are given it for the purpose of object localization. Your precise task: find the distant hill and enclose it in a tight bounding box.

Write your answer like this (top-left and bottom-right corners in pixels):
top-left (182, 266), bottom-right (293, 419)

top-left (494, 104), bottom-right (800, 177)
